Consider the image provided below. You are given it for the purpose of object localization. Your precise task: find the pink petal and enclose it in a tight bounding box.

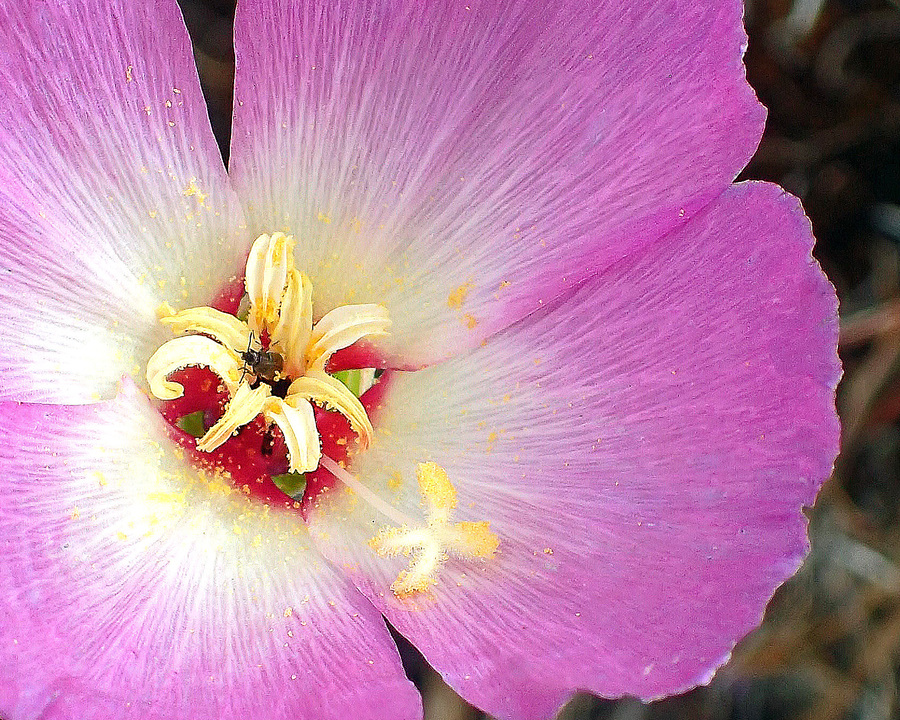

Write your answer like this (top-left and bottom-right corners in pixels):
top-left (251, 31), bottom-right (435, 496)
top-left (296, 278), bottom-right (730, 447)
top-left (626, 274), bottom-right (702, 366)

top-left (230, 0), bottom-right (765, 367)
top-left (307, 182), bottom-right (840, 719)
top-left (0, 383), bottom-right (421, 720)
top-left (0, 0), bottom-right (248, 403)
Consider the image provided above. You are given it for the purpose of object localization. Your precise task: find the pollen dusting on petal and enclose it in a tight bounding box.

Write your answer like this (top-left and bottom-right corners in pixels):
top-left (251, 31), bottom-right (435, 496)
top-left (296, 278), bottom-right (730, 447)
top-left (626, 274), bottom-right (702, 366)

top-left (447, 282), bottom-right (471, 309)
top-left (183, 177), bottom-right (208, 207)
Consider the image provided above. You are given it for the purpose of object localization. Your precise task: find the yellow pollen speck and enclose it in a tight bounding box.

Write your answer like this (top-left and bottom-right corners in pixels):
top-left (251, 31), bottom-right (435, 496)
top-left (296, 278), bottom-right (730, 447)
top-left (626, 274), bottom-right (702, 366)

top-left (284, 607), bottom-right (293, 617)
top-left (543, 547), bottom-right (553, 555)
top-left (454, 521), bottom-right (499, 557)
top-left (125, 65), bottom-right (133, 82)
top-left (499, 280), bottom-right (511, 289)
top-left (155, 302), bottom-right (176, 319)
top-left (463, 313), bottom-right (477, 329)
top-left (388, 471), bottom-right (403, 490)
top-left (317, 212), bottom-right (332, 224)
top-left (144, 105), bottom-right (151, 115)
top-left (183, 178), bottom-right (208, 207)
top-left (447, 283), bottom-right (471, 309)
top-left (70, 506), bottom-right (80, 520)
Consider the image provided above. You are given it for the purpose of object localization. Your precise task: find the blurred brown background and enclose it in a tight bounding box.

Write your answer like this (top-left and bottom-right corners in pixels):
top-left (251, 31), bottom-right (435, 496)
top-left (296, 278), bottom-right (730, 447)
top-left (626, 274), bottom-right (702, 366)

top-left (176, 0), bottom-right (900, 718)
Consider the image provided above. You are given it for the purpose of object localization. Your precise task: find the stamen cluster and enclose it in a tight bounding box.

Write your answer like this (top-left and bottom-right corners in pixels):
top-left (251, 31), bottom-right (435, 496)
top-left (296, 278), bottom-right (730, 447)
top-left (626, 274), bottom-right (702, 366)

top-left (146, 232), bottom-right (390, 473)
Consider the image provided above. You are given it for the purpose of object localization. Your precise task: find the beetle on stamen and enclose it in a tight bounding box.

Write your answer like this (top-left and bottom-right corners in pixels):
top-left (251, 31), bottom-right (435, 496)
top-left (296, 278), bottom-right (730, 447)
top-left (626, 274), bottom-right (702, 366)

top-left (239, 332), bottom-right (285, 388)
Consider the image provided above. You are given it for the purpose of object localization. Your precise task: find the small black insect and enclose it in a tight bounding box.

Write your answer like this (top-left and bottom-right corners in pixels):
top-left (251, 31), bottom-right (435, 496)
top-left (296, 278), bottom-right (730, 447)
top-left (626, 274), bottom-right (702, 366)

top-left (240, 335), bottom-right (284, 385)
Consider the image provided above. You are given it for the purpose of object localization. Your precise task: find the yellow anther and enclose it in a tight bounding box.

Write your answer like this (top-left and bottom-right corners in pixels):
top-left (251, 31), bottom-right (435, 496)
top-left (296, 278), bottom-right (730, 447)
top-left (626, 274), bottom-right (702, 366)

top-left (451, 521), bottom-right (500, 558)
top-left (146, 335), bottom-right (243, 399)
top-left (417, 462), bottom-right (456, 512)
top-left (305, 303), bottom-right (390, 372)
top-left (286, 370), bottom-right (374, 449)
top-left (370, 463), bottom-right (498, 598)
top-left (245, 232), bottom-right (295, 336)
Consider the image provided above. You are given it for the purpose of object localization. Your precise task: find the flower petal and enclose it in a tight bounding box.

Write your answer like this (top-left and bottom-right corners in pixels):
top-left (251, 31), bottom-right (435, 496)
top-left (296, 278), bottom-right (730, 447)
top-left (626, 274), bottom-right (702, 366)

top-left (307, 183), bottom-right (840, 718)
top-left (0, 0), bottom-right (248, 403)
top-left (231, 0), bottom-right (765, 367)
top-left (0, 382), bottom-right (421, 720)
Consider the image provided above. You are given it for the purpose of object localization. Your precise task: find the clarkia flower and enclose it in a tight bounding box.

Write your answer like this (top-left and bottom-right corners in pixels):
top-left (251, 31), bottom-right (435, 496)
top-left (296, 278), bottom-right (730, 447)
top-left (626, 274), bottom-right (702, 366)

top-left (0, 2), bottom-right (840, 720)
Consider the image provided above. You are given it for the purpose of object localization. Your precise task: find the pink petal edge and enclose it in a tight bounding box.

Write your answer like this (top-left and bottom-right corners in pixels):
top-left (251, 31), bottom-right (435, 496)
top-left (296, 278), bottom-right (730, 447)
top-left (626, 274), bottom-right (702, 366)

top-left (307, 181), bottom-right (840, 719)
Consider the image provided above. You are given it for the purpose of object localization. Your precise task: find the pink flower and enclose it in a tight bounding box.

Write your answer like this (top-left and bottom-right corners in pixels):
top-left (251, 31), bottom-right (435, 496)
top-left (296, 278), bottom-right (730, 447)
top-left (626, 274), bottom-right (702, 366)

top-left (0, 1), bottom-right (840, 719)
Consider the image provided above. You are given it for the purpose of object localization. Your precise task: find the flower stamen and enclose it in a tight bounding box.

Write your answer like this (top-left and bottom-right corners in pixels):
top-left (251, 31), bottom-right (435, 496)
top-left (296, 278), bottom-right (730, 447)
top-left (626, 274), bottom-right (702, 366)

top-left (146, 334), bottom-right (243, 399)
top-left (287, 370), bottom-right (374, 449)
top-left (196, 382), bottom-right (270, 452)
top-left (145, 232), bottom-right (390, 475)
